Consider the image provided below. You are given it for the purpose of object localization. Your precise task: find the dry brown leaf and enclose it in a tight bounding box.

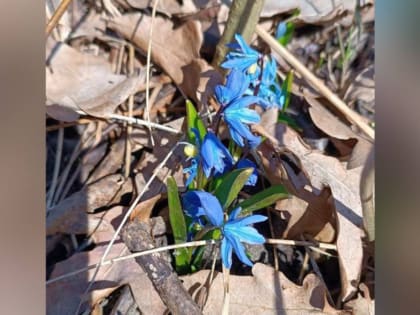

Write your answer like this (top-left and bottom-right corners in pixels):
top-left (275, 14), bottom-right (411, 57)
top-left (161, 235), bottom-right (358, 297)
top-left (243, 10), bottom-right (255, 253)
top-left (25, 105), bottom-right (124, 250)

top-left (108, 13), bottom-right (221, 104)
top-left (305, 96), bottom-right (373, 169)
top-left (47, 241), bottom-right (166, 315)
top-left (275, 190), bottom-right (336, 243)
top-left (344, 283), bottom-right (374, 315)
top-left (46, 43), bottom-right (143, 121)
top-left (344, 65), bottom-right (375, 111)
top-left (47, 175), bottom-right (132, 235)
top-left (126, 0), bottom-right (197, 15)
top-left (181, 263), bottom-right (345, 314)
top-left (129, 193), bottom-right (162, 221)
top-left (259, 123), bottom-right (364, 301)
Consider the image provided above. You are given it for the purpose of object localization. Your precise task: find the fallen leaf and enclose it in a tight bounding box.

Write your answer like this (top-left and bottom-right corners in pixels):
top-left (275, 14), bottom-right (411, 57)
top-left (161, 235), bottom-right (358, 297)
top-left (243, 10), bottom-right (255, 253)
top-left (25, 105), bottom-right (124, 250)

top-left (46, 42), bottom-right (144, 121)
top-left (181, 263), bottom-right (345, 314)
top-left (344, 283), bottom-right (374, 315)
top-left (259, 123), bottom-right (364, 301)
top-left (275, 190), bottom-right (336, 243)
top-left (130, 193), bottom-right (162, 221)
top-left (305, 96), bottom-right (373, 169)
top-left (108, 13), bottom-right (220, 104)
top-left (126, 0), bottom-right (197, 16)
top-left (47, 175), bottom-right (132, 235)
top-left (47, 239), bottom-right (166, 315)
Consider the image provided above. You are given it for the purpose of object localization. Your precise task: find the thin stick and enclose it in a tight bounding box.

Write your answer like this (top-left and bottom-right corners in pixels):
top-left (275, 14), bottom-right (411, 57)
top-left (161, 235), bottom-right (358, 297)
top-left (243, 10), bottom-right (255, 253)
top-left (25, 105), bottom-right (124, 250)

top-left (47, 126), bottom-right (64, 208)
top-left (48, 239), bottom-right (215, 285)
top-left (255, 25), bottom-right (374, 140)
top-left (47, 238), bottom-right (335, 285)
top-left (144, 0), bottom-right (160, 146)
top-left (76, 142), bottom-right (181, 313)
top-left (74, 111), bottom-right (182, 134)
top-left (108, 113), bottom-right (182, 134)
top-left (222, 265), bottom-right (230, 315)
top-left (124, 44), bottom-right (135, 178)
top-left (45, 0), bottom-right (73, 37)
top-left (265, 238), bottom-right (337, 250)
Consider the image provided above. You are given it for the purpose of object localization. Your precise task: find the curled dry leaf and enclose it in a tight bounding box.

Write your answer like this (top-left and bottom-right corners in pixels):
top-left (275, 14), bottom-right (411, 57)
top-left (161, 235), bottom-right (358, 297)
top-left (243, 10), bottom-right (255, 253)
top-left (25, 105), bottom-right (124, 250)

top-left (46, 43), bottom-right (143, 121)
top-left (275, 190), bottom-right (336, 243)
top-left (47, 175), bottom-right (132, 235)
top-left (47, 236), bottom-right (166, 315)
top-left (181, 263), bottom-right (345, 314)
top-left (258, 123), bottom-right (364, 301)
top-left (305, 96), bottom-right (373, 169)
top-left (107, 13), bottom-right (222, 105)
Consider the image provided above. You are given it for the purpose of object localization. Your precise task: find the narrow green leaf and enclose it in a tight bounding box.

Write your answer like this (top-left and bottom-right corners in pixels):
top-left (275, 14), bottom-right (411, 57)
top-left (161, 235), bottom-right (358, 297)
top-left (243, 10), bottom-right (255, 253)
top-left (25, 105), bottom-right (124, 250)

top-left (166, 176), bottom-right (191, 273)
top-left (281, 70), bottom-right (294, 111)
top-left (214, 168), bottom-right (253, 210)
top-left (238, 185), bottom-right (289, 215)
top-left (186, 100), bottom-right (207, 143)
top-left (278, 112), bottom-right (302, 132)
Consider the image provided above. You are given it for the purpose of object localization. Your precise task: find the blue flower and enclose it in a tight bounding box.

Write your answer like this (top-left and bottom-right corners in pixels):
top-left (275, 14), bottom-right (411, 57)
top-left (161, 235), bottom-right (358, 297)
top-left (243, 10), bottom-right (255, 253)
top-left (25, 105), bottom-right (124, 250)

top-left (183, 157), bottom-right (198, 186)
top-left (221, 34), bottom-right (262, 78)
top-left (237, 159), bottom-right (258, 186)
top-left (183, 129), bottom-right (233, 185)
top-left (200, 132), bottom-right (233, 178)
top-left (275, 22), bottom-right (287, 39)
top-left (183, 191), bottom-right (267, 269)
top-left (257, 57), bottom-right (285, 109)
top-left (221, 207), bottom-right (267, 268)
top-left (214, 69), bottom-right (268, 148)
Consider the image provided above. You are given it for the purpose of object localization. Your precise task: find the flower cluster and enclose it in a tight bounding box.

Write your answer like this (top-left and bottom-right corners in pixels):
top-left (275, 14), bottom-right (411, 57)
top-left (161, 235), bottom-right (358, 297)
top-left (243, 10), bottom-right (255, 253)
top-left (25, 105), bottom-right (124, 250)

top-left (174, 34), bottom-right (289, 270)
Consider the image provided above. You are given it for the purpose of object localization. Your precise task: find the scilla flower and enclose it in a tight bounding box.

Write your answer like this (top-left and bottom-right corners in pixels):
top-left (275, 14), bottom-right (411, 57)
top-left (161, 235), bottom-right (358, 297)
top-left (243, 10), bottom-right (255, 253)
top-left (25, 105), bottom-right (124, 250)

top-left (183, 191), bottom-right (267, 269)
top-left (183, 129), bottom-right (233, 185)
top-left (215, 69), bottom-right (267, 148)
top-left (221, 34), bottom-right (262, 79)
top-left (257, 57), bottom-right (285, 109)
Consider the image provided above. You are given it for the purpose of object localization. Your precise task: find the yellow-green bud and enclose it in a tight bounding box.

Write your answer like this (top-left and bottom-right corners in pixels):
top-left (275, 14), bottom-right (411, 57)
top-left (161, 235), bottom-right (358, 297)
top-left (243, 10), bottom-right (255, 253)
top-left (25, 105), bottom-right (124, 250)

top-left (248, 63), bottom-right (258, 74)
top-left (184, 144), bottom-right (198, 157)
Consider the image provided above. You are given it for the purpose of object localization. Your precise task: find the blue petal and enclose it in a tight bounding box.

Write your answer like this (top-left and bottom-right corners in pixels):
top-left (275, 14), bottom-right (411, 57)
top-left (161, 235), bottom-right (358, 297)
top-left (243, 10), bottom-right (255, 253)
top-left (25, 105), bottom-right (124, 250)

top-left (275, 22), bottom-right (287, 39)
top-left (228, 207), bottom-right (242, 221)
top-left (221, 237), bottom-right (233, 269)
top-left (230, 214), bottom-right (268, 227)
top-left (201, 132), bottom-right (232, 178)
top-left (182, 191), bottom-right (206, 218)
top-left (225, 225), bottom-right (266, 244)
top-left (225, 118), bottom-right (261, 148)
top-left (224, 69), bottom-right (250, 101)
top-left (228, 95), bottom-right (269, 110)
top-left (234, 34), bottom-right (259, 57)
top-left (221, 57), bottom-right (258, 71)
top-left (226, 233), bottom-right (253, 267)
top-left (224, 107), bottom-right (261, 124)
top-left (183, 158), bottom-right (198, 186)
top-left (186, 191), bottom-right (224, 227)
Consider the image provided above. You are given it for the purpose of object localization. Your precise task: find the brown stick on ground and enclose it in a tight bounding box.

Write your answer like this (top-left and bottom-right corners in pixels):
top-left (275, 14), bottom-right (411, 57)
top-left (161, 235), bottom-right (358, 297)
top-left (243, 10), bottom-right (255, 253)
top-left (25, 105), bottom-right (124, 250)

top-left (123, 219), bottom-right (202, 315)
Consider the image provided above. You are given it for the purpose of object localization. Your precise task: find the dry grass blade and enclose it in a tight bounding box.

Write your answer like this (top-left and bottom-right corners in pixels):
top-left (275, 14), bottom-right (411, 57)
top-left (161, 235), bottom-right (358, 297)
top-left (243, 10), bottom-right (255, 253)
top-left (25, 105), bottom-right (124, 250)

top-left (45, 0), bottom-right (73, 37)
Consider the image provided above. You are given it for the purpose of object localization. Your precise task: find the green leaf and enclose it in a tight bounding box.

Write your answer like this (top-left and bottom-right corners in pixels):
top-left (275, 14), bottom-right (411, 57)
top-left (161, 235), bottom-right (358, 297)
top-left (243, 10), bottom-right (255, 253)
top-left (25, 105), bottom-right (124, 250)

top-left (278, 112), bottom-right (302, 132)
top-left (214, 168), bottom-right (253, 210)
top-left (186, 100), bottom-right (207, 143)
top-left (277, 22), bottom-right (295, 46)
top-left (281, 70), bottom-right (294, 111)
top-left (166, 176), bottom-right (191, 273)
top-left (238, 185), bottom-right (289, 215)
